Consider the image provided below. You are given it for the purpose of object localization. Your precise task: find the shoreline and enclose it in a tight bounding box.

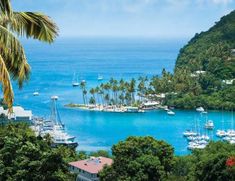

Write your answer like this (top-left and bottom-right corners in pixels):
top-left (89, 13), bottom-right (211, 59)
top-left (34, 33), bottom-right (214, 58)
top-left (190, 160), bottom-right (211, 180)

top-left (64, 103), bottom-right (233, 113)
top-left (64, 103), bottom-right (146, 113)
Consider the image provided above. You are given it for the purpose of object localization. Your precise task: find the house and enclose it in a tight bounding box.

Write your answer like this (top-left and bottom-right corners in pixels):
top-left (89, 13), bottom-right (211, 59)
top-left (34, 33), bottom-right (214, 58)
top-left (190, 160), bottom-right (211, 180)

top-left (195, 70), bottom-right (206, 74)
top-left (0, 106), bottom-right (33, 122)
top-left (141, 101), bottom-right (160, 110)
top-left (231, 49), bottom-right (235, 57)
top-left (222, 79), bottom-right (235, 85)
top-left (69, 157), bottom-right (113, 181)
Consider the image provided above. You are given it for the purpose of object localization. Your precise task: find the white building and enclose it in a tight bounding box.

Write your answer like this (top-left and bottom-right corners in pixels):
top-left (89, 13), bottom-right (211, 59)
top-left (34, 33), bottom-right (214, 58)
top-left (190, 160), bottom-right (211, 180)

top-left (0, 106), bottom-right (33, 122)
top-left (222, 79), bottom-right (235, 85)
top-left (231, 49), bottom-right (235, 57)
top-left (69, 157), bottom-right (113, 181)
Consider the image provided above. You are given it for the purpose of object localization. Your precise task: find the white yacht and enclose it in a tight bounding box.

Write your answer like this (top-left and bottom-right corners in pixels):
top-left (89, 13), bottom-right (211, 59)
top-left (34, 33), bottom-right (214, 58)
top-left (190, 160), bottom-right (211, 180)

top-left (216, 130), bottom-right (227, 137)
top-left (187, 141), bottom-right (207, 150)
top-left (167, 110), bottom-right (175, 115)
top-left (196, 107), bottom-right (205, 112)
top-left (227, 129), bottom-right (235, 137)
top-left (205, 120), bottom-right (214, 130)
top-left (183, 130), bottom-right (197, 137)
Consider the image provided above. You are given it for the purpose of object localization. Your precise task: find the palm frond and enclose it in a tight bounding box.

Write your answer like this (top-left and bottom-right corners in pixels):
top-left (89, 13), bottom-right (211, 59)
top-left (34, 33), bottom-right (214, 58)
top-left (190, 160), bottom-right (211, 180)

top-left (9, 12), bottom-right (58, 43)
top-left (0, 0), bottom-right (12, 15)
top-left (0, 54), bottom-right (13, 112)
top-left (0, 25), bottom-right (30, 88)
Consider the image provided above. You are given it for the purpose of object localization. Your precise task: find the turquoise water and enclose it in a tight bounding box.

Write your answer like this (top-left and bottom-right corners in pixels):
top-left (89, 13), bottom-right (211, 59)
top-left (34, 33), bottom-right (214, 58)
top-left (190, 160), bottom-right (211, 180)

top-left (13, 38), bottom-right (234, 155)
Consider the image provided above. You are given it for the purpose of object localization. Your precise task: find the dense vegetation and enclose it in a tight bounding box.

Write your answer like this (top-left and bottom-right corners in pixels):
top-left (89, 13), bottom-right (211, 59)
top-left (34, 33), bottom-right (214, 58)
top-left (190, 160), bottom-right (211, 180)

top-left (171, 142), bottom-right (235, 181)
top-left (0, 123), bottom-right (234, 181)
top-left (168, 10), bottom-right (235, 110)
top-left (99, 137), bottom-right (235, 181)
top-left (0, 122), bottom-right (113, 181)
top-left (0, 123), bottom-right (78, 180)
top-left (99, 136), bottom-right (174, 181)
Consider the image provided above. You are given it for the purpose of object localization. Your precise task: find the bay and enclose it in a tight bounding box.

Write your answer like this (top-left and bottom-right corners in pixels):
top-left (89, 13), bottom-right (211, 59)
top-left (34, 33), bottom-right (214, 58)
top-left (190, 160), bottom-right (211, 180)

top-left (12, 38), bottom-right (233, 155)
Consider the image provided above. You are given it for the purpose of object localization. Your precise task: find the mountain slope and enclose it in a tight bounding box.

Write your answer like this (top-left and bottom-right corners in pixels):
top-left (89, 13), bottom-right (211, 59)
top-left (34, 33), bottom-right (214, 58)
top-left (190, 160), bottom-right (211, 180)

top-left (175, 10), bottom-right (235, 79)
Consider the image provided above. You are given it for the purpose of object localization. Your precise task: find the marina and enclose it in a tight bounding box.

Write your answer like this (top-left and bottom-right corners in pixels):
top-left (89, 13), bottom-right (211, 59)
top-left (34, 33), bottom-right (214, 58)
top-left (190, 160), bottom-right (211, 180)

top-left (30, 96), bottom-right (78, 148)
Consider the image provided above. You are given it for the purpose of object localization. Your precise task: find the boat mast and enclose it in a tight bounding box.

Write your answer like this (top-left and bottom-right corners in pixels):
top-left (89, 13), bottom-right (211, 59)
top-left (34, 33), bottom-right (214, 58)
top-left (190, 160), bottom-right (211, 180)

top-left (50, 96), bottom-right (63, 126)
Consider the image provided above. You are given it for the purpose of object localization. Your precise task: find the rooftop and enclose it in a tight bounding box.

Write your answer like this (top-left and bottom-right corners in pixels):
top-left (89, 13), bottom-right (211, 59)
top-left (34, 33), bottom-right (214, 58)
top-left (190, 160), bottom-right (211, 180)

top-left (69, 157), bottom-right (113, 174)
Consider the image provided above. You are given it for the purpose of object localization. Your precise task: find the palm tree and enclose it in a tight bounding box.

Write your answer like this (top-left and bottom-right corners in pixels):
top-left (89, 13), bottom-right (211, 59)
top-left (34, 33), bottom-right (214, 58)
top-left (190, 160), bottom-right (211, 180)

top-left (104, 93), bottom-right (110, 106)
top-left (95, 86), bottom-right (100, 104)
top-left (83, 89), bottom-right (88, 105)
top-left (89, 88), bottom-right (96, 105)
top-left (80, 81), bottom-right (86, 105)
top-left (0, 0), bottom-right (58, 111)
top-left (129, 78), bottom-right (136, 104)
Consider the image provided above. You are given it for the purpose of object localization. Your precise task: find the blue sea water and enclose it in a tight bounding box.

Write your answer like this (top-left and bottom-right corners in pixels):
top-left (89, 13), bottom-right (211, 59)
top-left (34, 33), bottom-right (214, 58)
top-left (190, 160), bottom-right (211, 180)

top-left (12, 38), bottom-right (234, 155)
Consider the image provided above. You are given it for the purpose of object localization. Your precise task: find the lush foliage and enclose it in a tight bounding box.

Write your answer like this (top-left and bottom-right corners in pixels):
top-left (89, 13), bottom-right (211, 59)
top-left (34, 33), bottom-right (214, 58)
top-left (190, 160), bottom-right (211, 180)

top-left (99, 136), bottom-right (174, 181)
top-left (166, 10), bottom-right (235, 110)
top-left (99, 137), bottom-right (235, 181)
top-left (135, 11), bottom-right (235, 110)
top-left (171, 142), bottom-right (235, 181)
top-left (0, 123), bottom-right (77, 181)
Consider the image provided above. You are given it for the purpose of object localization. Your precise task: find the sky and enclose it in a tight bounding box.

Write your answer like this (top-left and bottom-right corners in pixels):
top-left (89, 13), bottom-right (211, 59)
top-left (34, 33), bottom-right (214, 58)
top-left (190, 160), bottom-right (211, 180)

top-left (12, 0), bottom-right (235, 39)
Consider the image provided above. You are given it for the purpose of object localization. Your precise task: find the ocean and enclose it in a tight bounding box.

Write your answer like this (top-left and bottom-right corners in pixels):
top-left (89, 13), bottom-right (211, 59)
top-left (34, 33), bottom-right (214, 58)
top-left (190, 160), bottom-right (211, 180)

top-left (12, 37), bottom-right (234, 155)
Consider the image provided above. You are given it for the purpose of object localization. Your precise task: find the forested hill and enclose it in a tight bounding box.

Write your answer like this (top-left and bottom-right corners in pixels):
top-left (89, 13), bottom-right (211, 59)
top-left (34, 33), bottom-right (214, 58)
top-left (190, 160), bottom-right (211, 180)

top-left (175, 10), bottom-right (235, 79)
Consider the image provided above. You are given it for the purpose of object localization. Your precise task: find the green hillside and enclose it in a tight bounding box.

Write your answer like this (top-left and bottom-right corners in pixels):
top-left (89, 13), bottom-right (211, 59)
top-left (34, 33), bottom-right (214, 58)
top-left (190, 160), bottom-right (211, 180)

top-left (175, 10), bottom-right (235, 79)
top-left (161, 11), bottom-right (235, 110)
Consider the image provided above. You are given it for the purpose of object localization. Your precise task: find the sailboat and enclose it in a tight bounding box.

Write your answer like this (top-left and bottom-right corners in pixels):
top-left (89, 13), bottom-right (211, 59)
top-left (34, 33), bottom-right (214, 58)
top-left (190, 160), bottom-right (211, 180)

top-left (216, 107), bottom-right (227, 137)
top-left (205, 120), bottom-right (214, 130)
top-left (72, 72), bottom-right (79, 87)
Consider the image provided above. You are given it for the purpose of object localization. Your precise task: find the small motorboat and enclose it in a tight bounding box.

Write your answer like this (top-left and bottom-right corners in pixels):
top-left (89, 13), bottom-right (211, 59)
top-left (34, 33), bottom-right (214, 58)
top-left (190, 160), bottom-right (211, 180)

top-left (72, 82), bottom-right (79, 87)
top-left (196, 107), bottom-right (205, 112)
top-left (167, 110), bottom-right (175, 115)
top-left (33, 92), bottom-right (39, 96)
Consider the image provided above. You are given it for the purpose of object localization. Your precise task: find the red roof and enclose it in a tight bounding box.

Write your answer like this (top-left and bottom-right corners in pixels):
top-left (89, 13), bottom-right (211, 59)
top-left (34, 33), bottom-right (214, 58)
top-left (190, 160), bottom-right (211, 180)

top-left (69, 157), bottom-right (113, 174)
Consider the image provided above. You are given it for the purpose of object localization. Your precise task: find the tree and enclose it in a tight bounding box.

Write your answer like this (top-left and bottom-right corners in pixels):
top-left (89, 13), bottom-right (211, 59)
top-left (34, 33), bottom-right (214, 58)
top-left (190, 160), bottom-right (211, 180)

top-left (192, 142), bottom-right (235, 181)
top-left (90, 88), bottom-right (96, 105)
top-left (0, 0), bottom-right (58, 110)
top-left (80, 81), bottom-right (87, 105)
top-left (0, 123), bottom-right (75, 180)
top-left (99, 136), bottom-right (174, 181)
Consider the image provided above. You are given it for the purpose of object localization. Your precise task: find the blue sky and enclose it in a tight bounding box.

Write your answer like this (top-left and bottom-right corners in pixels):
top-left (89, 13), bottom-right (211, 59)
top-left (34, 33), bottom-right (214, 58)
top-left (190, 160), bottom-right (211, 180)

top-left (12, 0), bottom-right (235, 38)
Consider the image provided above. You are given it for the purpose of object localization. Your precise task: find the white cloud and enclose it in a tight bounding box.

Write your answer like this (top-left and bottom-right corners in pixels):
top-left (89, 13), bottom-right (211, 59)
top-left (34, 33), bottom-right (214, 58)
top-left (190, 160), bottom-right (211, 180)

top-left (197, 0), bottom-right (233, 5)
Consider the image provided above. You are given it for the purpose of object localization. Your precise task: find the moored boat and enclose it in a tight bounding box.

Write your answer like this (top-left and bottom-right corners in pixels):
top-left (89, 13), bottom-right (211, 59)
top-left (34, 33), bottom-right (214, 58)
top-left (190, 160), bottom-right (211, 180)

top-left (196, 107), bottom-right (205, 112)
top-left (205, 120), bottom-right (214, 130)
top-left (167, 110), bottom-right (175, 115)
top-left (33, 92), bottom-right (39, 96)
